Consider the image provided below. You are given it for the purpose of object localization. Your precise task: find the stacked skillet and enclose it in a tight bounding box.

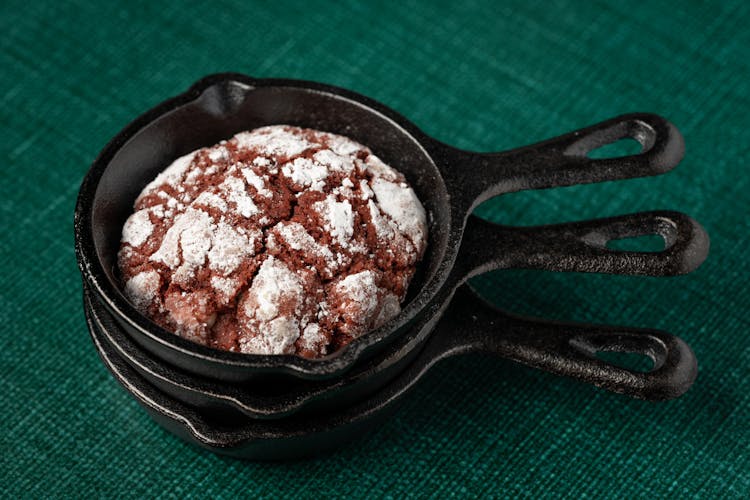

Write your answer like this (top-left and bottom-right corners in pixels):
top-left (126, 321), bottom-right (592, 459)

top-left (75, 74), bottom-right (709, 460)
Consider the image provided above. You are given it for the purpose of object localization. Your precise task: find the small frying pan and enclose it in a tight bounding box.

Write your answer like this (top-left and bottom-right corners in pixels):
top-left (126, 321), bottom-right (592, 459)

top-left (75, 73), bottom-right (708, 392)
top-left (85, 282), bottom-right (701, 460)
top-left (84, 208), bottom-right (705, 424)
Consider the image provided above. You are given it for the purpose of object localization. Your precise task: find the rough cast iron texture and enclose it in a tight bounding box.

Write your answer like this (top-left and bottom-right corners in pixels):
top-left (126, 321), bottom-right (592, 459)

top-left (74, 74), bottom-right (709, 394)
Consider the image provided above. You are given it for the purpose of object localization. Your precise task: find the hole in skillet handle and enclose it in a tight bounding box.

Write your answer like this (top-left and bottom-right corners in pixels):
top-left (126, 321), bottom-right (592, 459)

top-left (586, 137), bottom-right (643, 159)
top-left (605, 234), bottom-right (665, 252)
top-left (572, 210), bottom-right (705, 275)
top-left (569, 332), bottom-right (667, 375)
top-left (595, 351), bottom-right (654, 373)
top-left (496, 307), bottom-right (697, 401)
top-left (566, 117), bottom-right (657, 159)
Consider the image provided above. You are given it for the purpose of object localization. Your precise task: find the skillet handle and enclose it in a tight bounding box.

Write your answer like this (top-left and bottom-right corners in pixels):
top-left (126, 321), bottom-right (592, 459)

top-left (444, 286), bottom-right (697, 400)
top-left (456, 210), bottom-right (709, 279)
top-left (446, 113), bottom-right (684, 210)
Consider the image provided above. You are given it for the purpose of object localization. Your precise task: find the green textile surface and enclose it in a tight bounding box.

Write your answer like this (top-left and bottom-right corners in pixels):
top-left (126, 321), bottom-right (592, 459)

top-left (1, 0), bottom-right (748, 497)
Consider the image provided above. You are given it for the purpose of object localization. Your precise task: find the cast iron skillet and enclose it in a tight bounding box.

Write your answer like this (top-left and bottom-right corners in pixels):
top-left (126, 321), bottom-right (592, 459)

top-left (85, 283), bottom-right (700, 460)
top-left (74, 73), bottom-right (708, 390)
top-left (84, 207), bottom-right (706, 421)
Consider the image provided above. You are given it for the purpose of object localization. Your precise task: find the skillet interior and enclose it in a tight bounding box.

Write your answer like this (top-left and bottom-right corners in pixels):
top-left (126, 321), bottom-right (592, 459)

top-left (79, 75), bottom-right (455, 381)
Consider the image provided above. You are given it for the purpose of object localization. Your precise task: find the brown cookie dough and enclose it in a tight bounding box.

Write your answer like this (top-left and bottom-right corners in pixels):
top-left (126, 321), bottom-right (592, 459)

top-left (118, 125), bottom-right (427, 358)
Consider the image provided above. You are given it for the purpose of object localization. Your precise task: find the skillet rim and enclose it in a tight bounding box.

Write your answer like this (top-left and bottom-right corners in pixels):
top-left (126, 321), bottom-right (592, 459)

top-left (74, 72), bottom-right (461, 378)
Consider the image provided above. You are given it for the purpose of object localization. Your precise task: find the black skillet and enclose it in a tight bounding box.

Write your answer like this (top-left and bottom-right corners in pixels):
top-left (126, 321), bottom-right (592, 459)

top-left (75, 73), bottom-right (708, 400)
top-left (85, 282), bottom-right (700, 460)
top-left (84, 206), bottom-right (706, 421)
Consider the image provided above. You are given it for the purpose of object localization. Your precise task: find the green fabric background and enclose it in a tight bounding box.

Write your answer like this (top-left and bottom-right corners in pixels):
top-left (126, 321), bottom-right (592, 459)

top-left (1, 0), bottom-right (748, 497)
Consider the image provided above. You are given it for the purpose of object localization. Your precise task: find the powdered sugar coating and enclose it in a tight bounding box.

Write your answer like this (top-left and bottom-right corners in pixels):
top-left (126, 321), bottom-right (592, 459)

top-left (238, 256), bottom-right (311, 354)
top-left (123, 270), bottom-right (160, 312)
top-left (121, 210), bottom-right (154, 247)
top-left (118, 125), bottom-right (427, 358)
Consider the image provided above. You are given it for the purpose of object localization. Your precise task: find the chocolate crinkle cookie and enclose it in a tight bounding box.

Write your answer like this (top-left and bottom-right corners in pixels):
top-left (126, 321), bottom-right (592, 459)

top-left (118, 125), bottom-right (428, 358)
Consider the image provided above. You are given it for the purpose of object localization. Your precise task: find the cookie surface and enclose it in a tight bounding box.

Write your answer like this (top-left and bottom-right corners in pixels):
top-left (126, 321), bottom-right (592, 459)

top-left (118, 125), bottom-right (427, 357)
